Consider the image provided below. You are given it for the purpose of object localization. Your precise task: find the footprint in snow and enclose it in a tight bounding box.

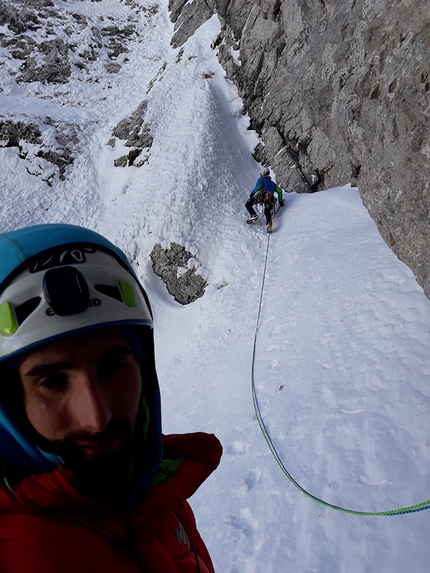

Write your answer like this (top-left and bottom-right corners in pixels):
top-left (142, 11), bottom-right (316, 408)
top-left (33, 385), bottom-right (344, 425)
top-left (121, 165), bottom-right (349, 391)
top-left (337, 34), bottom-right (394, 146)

top-left (227, 440), bottom-right (247, 456)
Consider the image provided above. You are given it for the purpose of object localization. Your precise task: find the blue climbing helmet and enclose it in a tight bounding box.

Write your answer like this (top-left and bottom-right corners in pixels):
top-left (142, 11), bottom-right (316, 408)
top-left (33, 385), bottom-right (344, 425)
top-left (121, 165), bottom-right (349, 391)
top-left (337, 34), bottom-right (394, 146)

top-left (0, 224), bottom-right (153, 360)
top-left (0, 223), bottom-right (162, 486)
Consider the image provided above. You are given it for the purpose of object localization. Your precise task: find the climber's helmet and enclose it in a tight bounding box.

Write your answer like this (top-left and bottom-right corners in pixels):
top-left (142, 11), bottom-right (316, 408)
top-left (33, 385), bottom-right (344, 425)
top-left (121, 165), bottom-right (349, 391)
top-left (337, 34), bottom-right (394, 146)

top-left (0, 226), bottom-right (153, 365)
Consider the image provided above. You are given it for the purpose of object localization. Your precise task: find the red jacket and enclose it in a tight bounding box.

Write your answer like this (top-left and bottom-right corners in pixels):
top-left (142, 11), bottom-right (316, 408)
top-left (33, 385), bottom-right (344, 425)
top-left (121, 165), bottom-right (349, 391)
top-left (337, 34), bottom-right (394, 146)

top-left (0, 432), bottom-right (222, 572)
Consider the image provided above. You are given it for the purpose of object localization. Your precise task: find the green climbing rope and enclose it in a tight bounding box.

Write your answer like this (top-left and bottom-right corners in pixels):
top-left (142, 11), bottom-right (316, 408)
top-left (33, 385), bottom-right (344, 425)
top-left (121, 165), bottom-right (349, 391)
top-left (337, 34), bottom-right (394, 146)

top-left (251, 234), bottom-right (430, 516)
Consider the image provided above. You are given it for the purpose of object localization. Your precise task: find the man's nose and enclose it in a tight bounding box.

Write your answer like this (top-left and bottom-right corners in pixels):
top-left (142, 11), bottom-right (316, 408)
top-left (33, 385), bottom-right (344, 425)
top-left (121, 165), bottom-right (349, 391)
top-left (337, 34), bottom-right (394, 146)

top-left (71, 372), bottom-right (111, 433)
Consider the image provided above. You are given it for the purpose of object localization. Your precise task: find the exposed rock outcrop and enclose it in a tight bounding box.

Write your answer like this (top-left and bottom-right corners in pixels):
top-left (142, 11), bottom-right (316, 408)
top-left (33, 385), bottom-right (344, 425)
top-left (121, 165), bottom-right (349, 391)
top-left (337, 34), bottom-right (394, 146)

top-left (0, 0), bottom-right (144, 183)
top-left (0, 120), bottom-right (42, 147)
top-left (0, 117), bottom-right (77, 184)
top-left (150, 243), bottom-right (207, 305)
top-left (170, 0), bottom-right (430, 298)
top-left (110, 101), bottom-right (153, 167)
top-left (0, 0), bottom-right (139, 85)
top-left (17, 37), bottom-right (71, 84)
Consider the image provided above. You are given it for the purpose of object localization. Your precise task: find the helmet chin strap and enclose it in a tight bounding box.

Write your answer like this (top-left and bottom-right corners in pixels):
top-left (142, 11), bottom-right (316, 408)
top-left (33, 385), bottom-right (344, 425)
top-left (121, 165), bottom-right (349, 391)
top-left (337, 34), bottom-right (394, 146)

top-left (141, 396), bottom-right (150, 440)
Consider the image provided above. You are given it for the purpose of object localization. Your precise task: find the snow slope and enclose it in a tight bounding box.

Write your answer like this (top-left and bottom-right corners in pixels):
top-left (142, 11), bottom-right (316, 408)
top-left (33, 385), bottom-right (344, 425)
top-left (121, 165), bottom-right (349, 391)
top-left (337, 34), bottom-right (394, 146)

top-left (1, 1), bottom-right (430, 571)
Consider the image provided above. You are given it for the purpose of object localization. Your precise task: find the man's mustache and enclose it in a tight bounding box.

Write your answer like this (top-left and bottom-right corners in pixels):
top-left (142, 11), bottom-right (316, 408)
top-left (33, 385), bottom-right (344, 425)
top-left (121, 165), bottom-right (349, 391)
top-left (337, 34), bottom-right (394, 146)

top-left (59, 419), bottom-right (133, 446)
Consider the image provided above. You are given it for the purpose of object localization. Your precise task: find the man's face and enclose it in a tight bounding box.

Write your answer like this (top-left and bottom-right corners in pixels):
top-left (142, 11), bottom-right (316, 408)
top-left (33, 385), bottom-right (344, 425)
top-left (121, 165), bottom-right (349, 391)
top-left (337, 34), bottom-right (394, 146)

top-left (17, 329), bottom-right (142, 470)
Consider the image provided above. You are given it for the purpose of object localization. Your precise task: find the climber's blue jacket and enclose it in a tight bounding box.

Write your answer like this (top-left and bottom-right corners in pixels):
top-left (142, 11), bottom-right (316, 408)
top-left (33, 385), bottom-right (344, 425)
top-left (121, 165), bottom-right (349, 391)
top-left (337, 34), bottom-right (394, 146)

top-left (251, 176), bottom-right (283, 201)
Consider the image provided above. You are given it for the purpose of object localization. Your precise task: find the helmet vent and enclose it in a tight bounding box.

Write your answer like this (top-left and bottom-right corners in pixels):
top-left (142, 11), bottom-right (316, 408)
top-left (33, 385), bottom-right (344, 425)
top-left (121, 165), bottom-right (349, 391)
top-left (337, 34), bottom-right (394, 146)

top-left (94, 284), bottom-right (123, 302)
top-left (15, 297), bottom-right (42, 325)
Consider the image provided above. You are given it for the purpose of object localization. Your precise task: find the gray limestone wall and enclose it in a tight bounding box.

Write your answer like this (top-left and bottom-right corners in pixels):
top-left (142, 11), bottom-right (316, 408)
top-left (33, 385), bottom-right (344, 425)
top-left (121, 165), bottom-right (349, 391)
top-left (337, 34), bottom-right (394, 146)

top-left (171, 0), bottom-right (430, 298)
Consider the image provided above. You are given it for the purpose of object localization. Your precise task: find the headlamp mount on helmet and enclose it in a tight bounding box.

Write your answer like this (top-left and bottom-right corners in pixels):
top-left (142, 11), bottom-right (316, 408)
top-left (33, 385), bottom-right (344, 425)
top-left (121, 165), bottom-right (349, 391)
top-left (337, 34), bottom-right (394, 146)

top-left (43, 266), bottom-right (90, 317)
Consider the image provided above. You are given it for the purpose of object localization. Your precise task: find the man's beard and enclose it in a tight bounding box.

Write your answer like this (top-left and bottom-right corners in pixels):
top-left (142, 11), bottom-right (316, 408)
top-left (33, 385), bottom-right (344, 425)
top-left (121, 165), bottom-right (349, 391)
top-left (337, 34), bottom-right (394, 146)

top-left (37, 419), bottom-right (140, 506)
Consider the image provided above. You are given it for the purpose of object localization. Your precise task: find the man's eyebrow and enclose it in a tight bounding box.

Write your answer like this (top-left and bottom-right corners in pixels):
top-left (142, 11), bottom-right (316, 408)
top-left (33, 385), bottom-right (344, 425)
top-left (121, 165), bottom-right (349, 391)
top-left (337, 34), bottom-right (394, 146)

top-left (97, 345), bottom-right (134, 362)
top-left (23, 361), bottom-right (74, 378)
top-left (22, 345), bottom-right (134, 378)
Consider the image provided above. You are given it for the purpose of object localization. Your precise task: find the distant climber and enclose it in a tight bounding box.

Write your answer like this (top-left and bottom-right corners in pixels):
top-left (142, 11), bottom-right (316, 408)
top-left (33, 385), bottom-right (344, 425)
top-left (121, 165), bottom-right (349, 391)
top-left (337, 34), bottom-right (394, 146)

top-left (245, 168), bottom-right (284, 233)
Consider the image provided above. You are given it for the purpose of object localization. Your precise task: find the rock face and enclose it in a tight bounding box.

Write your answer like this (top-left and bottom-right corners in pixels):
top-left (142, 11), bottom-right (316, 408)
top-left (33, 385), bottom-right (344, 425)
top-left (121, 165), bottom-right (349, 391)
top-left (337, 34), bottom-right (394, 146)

top-left (0, 117), bottom-right (77, 184)
top-left (170, 0), bottom-right (430, 298)
top-left (150, 243), bottom-right (207, 305)
top-left (0, 0), bottom-right (140, 84)
top-left (110, 101), bottom-right (154, 168)
top-left (0, 0), bottom-right (147, 184)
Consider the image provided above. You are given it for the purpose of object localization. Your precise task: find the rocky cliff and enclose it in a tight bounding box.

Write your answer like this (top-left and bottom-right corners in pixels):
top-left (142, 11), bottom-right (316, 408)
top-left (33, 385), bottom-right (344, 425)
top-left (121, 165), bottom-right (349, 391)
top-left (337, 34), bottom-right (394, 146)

top-left (170, 0), bottom-right (430, 298)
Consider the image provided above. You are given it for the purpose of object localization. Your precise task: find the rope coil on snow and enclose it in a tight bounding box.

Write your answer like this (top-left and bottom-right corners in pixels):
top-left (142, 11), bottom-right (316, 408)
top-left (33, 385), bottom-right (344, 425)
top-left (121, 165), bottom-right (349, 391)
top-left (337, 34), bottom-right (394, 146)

top-left (251, 234), bottom-right (430, 516)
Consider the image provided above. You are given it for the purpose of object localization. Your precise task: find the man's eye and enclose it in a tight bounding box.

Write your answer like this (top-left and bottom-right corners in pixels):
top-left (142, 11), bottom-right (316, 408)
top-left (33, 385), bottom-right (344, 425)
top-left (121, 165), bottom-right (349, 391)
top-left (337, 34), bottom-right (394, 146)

top-left (39, 373), bottom-right (67, 389)
top-left (100, 355), bottom-right (129, 375)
